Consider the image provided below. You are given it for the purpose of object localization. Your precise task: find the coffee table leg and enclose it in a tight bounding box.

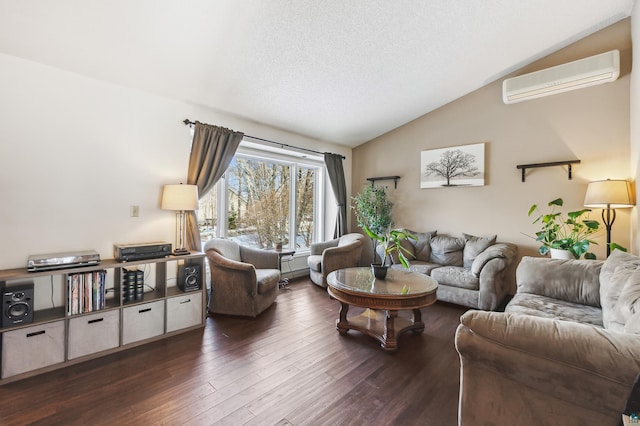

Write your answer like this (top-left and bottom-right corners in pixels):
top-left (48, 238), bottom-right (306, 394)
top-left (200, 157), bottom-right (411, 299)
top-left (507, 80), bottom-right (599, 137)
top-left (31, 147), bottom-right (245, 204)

top-left (412, 308), bottom-right (425, 335)
top-left (382, 310), bottom-right (398, 352)
top-left (336, 302), bottom-right (350, 335)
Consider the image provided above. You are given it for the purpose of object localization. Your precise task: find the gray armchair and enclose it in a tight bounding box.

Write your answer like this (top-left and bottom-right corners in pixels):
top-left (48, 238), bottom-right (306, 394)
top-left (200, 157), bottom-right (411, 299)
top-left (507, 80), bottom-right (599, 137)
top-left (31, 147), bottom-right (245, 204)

top-left (307, 233), bottom-right (365, 287)
top-left (204, 238), bottom-right (280, 317)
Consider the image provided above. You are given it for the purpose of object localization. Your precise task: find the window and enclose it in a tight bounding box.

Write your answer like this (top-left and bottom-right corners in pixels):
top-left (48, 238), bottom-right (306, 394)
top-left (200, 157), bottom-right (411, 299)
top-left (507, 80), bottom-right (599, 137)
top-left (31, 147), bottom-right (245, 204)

top-left (197, 143), bottom-right (323, 252)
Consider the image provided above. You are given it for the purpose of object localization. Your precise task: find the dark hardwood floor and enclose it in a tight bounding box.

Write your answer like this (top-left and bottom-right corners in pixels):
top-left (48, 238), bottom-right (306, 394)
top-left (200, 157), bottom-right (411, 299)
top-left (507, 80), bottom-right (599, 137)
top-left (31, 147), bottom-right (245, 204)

top-left (0, 277), bottom-right (468, 426)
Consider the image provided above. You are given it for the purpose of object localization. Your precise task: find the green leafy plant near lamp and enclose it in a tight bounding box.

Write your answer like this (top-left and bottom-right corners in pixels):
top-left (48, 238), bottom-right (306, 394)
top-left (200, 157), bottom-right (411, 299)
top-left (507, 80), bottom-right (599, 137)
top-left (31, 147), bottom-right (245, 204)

top-left (528, 198), bottom-right (600, 259)
top-left (351, 185), bottom-right (416, 270)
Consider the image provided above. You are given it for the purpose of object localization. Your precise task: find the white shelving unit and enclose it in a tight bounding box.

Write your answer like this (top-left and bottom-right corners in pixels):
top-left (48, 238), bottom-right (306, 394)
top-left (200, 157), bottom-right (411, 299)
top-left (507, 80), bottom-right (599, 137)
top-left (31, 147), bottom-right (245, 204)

top-left (0, 252), bottom-right (206, 384)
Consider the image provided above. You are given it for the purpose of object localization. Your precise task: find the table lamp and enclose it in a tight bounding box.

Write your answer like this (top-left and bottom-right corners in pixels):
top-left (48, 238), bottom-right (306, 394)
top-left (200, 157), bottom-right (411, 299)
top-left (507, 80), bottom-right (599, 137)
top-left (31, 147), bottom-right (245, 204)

top-left (161, 184), bottom-right (199, 255)
top-left (584, 179), bottom-right (634, 256)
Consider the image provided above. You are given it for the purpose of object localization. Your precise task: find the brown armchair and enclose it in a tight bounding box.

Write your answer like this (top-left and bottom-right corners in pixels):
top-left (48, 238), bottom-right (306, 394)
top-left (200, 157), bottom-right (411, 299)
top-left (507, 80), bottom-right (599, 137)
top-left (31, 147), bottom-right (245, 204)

top-left (307, 233), bottom-right (365, 287)
top-left (204, 238), bottom-right (280, 317)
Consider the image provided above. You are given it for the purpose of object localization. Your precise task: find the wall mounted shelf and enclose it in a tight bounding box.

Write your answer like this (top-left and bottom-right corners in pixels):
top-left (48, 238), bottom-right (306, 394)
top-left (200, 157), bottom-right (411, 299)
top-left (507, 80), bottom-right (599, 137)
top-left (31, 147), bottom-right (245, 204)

top-left (366, 176), bottom-right (401, 188)
top-left (516, 160), bottom-right (580, 182)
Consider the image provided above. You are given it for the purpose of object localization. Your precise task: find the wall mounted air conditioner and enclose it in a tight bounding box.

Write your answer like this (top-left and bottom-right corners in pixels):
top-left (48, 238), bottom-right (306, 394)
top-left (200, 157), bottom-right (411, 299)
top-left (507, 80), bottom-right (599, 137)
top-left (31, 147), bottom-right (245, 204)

top-left (502, 50), bottom-right (620, 104)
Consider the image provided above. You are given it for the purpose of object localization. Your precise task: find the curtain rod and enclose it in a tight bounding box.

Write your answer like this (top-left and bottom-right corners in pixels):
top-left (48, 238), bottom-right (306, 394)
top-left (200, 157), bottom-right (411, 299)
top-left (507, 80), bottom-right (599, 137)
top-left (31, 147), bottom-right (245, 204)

top-left (183, 119), bottom-right (345, 159)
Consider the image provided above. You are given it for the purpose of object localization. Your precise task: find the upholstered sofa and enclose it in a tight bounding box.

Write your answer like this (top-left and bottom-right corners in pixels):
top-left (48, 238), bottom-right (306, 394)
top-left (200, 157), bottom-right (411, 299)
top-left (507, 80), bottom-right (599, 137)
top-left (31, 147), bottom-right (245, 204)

top-left (380, 231), bottom-right (517, 311)
top-left (455, 251), bottom-right (640, 425)
top-left (307, 233), bottom-right (365, 287)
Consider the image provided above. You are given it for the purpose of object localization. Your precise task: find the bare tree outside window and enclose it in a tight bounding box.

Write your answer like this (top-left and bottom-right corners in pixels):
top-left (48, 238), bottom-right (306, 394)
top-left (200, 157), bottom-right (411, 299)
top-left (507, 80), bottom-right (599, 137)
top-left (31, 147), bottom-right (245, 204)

top-left (198, 155), bottom-right (319, 250)
top-left (420, 143), bottom-right (485, 188)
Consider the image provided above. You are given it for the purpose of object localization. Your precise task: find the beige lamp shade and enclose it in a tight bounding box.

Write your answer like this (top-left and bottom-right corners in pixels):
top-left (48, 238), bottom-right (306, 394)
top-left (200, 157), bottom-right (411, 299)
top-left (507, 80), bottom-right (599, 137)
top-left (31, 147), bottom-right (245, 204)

top-left (161, 184), bottom-right (199, 211)
top-left (584, 179), bottom-right (634, 208)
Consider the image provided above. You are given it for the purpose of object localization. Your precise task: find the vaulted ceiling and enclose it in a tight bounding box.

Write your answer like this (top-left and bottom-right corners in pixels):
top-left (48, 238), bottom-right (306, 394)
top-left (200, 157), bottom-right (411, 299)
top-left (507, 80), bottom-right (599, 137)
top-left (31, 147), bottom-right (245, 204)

top-left (0, 1), bottom-right (635, 147)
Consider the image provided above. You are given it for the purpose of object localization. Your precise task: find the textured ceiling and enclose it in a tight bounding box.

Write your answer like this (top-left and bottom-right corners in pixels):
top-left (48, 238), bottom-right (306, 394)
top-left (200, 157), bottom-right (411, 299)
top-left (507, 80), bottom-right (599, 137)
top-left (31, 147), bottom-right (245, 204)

top-left (0, 1), bottom-right (635, 147)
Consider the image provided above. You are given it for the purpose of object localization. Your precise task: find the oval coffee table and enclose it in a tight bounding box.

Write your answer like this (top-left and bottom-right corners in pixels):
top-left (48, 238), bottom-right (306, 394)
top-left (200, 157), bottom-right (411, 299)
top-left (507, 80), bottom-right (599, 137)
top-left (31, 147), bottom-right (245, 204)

top-left (326, 267), bottom-right (438, 352)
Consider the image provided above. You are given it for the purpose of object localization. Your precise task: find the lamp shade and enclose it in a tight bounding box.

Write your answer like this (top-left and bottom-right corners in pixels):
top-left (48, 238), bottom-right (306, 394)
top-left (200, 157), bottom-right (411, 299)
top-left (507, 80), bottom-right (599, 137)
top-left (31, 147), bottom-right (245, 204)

top-left (161, 184), bottom-right (199, 211)
top-left (584, 179), bottom-right (634, 208)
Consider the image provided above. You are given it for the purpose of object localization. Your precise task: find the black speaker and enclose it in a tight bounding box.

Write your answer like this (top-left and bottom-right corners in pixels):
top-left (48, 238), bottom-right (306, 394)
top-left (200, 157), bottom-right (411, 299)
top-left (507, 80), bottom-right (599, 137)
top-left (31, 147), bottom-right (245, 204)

top-left (2, 282), bottom-right (34, 328)
top-left (178, 263), bottom-right (201, 292)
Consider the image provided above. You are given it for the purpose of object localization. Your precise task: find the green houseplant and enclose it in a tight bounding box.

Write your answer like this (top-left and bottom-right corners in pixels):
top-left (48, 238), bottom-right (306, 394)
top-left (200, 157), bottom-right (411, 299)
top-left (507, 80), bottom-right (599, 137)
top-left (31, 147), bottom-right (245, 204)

top-left (527, 198), bottom-right (600, 259)
top-left (352, 185), bottom-right (416, 277)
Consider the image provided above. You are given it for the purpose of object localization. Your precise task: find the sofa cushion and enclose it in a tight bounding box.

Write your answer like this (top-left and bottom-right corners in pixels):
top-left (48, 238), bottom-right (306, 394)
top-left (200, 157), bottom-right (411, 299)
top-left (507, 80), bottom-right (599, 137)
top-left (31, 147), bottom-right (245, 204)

top-left (506, 293), bottom-right (604, 327)
top-left (429, 235), bottom-right (466, 266)
top-left (431, 266), bottom-right (479, 290)
top-left (406, 229), bottom-right (437, 262)
top-left (463, 233), bottom-right (496, 268)
top-left (600, 250), bottom-right (640, 329)
top-left (391, 261), bottom-right (440, 275)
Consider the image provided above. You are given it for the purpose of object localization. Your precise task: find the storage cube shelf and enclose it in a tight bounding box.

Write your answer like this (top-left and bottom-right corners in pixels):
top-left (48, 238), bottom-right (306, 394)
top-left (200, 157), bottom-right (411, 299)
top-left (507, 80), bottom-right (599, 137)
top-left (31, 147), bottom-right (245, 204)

top-left (0, 252), bottom-right (206, 384)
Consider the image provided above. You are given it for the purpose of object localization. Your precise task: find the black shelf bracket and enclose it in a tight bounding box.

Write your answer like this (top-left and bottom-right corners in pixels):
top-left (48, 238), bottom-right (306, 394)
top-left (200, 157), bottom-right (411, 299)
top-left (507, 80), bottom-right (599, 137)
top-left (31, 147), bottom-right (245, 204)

top-left (366, 176), bottom-right (401, 189)
top-left (516, 160), bottom-right (581, 182)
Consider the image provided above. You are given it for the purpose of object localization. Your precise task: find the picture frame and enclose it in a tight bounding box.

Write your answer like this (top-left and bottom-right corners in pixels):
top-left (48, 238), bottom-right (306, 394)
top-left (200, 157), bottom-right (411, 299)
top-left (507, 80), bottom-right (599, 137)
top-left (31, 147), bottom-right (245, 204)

top-left (420, 142), bottom-right (485, 188)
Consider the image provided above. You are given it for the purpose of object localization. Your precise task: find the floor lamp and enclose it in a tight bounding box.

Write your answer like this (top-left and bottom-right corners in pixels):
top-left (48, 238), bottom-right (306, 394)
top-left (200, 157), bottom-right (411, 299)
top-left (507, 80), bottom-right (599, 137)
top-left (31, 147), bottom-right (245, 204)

top-left (161, 184), bottom-right (199, 256)
top-left (584, 179), bottom-right (634, 256)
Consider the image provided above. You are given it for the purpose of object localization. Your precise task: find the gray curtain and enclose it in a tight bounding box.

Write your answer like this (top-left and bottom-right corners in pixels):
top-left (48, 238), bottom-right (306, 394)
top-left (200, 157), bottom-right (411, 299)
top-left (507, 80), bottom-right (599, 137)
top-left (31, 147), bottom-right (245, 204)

top-left (186, 122), bottom-right (244, 251)
top-left (324, 153), bottom-right (347, 238)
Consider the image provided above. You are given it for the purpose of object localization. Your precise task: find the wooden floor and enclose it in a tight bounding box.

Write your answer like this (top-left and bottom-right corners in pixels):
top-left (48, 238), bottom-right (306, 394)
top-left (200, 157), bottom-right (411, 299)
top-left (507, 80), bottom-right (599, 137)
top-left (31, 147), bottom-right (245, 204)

top-left (0, 277), bottom-right (468, 426)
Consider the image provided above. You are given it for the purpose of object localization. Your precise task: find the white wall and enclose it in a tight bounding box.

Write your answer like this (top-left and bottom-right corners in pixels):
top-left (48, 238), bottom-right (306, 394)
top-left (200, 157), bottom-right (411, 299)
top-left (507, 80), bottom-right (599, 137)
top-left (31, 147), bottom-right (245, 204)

top-left (0, 53), bottom-right (350, 270)
top-left (352, 20), bottom-right (632, 261)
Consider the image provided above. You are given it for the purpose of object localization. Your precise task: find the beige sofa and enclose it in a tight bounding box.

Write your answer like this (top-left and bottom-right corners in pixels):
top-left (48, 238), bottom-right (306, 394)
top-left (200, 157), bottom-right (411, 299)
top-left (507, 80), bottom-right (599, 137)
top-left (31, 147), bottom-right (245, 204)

top-left (307, 233), bottom-right (365, 287)
top-left (380, 231), bottom-right (517, 311)
top-left (455, 251), bottom-right (640, 425)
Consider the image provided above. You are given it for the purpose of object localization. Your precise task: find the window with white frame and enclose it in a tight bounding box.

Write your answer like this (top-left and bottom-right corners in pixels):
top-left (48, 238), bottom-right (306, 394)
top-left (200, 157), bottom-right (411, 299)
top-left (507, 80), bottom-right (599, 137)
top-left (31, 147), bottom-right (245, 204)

top-left (197, 142), bottom-right (324, 252)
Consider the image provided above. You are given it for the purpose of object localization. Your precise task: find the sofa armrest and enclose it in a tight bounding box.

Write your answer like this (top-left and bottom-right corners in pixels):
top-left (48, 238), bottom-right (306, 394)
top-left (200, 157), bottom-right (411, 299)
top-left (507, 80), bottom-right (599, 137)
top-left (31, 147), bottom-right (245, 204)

top-left (516, 256), bottom-right (603, 306)
top-left (471, 243), bottom-right (517, 277)
top-left (455, 310), bottom-right (640, 425)
top-left (239, 245), bottom-right (279, 270)
top-left (470, 243), bottom-right (517, 310)
top-left (310, 238), bottom-right (339, 255)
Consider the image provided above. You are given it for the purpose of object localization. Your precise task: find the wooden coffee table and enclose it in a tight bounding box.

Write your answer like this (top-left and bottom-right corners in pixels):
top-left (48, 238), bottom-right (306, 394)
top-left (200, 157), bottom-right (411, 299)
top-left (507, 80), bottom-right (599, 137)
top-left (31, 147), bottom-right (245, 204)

top-left (326, 267), bottom-right (438, 352)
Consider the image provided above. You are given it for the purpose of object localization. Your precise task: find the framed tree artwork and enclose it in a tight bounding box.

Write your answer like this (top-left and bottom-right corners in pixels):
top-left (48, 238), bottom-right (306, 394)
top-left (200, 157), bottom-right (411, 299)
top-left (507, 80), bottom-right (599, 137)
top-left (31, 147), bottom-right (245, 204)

top-left (420, 143), bottom-right (485, 188)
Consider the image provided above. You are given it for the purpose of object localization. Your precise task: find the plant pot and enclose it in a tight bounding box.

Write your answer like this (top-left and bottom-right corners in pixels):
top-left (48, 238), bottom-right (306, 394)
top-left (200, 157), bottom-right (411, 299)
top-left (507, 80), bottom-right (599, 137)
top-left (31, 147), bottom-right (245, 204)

top-left (371, 263), bottom-right (388, 280)
top-left (550, 248), bottom-right (576, 260)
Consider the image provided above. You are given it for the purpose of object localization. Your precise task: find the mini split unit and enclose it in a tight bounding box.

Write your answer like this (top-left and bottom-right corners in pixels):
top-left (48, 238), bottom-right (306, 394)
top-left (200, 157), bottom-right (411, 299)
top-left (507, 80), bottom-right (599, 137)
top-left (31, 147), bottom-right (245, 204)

top-left (502, 49), bottom-right (620, 104)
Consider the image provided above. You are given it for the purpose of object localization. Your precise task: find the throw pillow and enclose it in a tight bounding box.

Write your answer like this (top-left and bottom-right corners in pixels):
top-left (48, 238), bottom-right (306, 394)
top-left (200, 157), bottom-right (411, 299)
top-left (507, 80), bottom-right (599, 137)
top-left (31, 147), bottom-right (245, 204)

top-left (429, 235), bottom-right (466, 266)
top-left (462, 233), bottom-right (497, 268)
top-left (388, 238), bottom-right (416, 265)
top-left (406, 229), bottom-right (437, 262)
top-left (599, 250), bottom-right (640, 330)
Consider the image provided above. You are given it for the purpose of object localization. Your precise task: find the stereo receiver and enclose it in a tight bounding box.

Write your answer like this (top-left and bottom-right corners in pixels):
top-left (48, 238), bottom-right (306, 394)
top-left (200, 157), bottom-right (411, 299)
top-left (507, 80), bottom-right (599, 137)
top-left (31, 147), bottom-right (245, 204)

top-left (114, 242), bottom-right (172, 262)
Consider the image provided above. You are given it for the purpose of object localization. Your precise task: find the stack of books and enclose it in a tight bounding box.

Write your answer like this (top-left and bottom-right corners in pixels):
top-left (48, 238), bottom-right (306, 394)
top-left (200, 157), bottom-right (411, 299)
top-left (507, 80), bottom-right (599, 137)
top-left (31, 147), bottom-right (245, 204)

top-left (122, 268), bottom-right (144, 303)
top-left (67, 270), bottom-right (107, 315)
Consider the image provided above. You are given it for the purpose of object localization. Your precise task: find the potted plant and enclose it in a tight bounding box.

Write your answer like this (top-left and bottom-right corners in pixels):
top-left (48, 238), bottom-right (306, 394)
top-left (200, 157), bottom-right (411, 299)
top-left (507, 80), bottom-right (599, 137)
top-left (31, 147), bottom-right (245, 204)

top-left (352, 185), bottom-right (415, 278)
top-left (527, 198), bottom-right (600, 259)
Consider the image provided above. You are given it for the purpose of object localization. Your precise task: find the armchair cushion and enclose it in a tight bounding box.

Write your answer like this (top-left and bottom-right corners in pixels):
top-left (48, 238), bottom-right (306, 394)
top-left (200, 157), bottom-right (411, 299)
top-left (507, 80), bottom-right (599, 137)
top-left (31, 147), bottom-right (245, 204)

top-left (307, 255), bottom-right (322, 272)
top-left (255, 269), bottom-right (281, 294)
